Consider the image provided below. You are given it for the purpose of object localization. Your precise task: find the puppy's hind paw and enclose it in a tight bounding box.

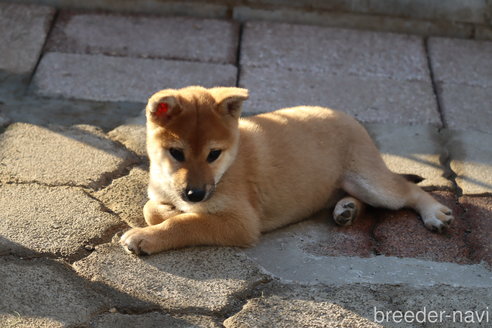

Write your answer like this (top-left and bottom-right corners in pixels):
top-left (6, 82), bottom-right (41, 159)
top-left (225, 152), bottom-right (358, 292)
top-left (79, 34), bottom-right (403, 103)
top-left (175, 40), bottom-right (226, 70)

top-left (422, 205), bottom-right (454, 233)
top-left (333, 198), bottom-right (359, 226)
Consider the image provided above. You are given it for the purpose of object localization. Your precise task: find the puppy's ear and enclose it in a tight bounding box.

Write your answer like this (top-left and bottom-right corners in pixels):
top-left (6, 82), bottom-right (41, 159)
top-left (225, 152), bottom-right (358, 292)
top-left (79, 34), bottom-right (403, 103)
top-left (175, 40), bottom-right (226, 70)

top-left (146, 90), bottom-right (182, 124)
top-left (211, 87), bottom-right (249, 119)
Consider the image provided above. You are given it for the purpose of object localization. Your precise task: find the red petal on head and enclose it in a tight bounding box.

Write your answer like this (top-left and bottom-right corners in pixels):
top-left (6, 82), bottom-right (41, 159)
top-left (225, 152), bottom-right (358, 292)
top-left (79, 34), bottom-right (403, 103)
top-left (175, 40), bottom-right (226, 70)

top-left (155, 103), bottom-right (169, 116)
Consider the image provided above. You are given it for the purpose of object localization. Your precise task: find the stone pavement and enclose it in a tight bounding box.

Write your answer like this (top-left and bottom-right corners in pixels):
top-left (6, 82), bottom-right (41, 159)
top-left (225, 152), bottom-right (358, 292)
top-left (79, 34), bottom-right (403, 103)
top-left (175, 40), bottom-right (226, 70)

top-left (1, 3), bottom-right (491, 327)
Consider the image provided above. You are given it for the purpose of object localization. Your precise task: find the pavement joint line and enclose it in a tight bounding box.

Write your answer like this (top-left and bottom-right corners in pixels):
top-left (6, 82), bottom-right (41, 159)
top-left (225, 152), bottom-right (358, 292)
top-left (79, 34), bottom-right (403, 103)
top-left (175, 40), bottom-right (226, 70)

top-left (25, 9), bottom-right (59, 97)
top-left (234, 22), bottom-right (244, 87)
top-left (438, 128), bottom-right (464, 198)
top-left (424, 37), bottom-right (446, 129)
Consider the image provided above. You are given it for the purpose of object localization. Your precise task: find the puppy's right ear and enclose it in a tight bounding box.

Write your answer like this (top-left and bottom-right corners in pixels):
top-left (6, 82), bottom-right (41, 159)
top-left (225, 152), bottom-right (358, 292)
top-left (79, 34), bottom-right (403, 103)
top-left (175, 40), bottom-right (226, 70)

top-left (146, 90), bottom-right (182, 125)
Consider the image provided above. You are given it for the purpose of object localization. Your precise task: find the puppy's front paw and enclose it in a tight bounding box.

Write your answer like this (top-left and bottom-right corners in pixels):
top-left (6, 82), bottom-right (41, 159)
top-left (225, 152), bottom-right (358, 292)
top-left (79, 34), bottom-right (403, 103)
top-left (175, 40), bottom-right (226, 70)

top-left (422, 205), bottom-right (454, 233)
top-left (120, 227), bottom-right (161, 255)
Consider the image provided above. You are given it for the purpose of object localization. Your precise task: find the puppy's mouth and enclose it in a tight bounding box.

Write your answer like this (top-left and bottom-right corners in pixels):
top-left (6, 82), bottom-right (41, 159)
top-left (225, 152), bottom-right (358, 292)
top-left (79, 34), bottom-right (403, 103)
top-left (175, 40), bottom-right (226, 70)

top-left (181, 185), bottom-right (215, 203)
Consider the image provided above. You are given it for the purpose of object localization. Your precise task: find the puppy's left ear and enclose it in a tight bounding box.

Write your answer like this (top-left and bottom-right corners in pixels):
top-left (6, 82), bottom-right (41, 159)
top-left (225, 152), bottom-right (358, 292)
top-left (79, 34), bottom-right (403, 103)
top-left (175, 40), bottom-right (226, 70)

top-left (211, 87), bottom-right (249, 119)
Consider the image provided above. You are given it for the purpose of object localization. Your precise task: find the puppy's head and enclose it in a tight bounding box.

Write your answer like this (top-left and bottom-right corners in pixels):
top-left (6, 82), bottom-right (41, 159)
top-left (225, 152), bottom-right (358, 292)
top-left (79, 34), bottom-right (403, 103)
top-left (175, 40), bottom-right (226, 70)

top-left (146, 86), bottom-right (248, 203)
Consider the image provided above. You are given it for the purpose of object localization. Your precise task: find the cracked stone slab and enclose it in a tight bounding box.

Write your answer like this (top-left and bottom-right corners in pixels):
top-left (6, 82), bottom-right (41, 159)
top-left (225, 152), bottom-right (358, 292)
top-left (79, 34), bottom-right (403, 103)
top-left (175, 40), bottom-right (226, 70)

top-left (90, 312), bottom-right (221, 328)
top-left (47, 12), bottom-right (239, 64)
top-left (373, 191), bottom-right (470, 264)
top-left (241, 22), bottom-right (430, 82)
top-left (365, 124), bottom-right (452, 189)
top-left (0, 184), bottom-right (122, 258)
top-left (0, 123), bottom-right (139, 189)
top-left (73, 243), bottom-right (269, 313)
top-left (446, 129), bottom-right (492, 195)
top-left (224, 283), bottom-right (492, 328)
top-left (32, 52), bottom-right (237, 103)
top-left (428, 37), bottom-right (492, 88)
top-left (93, 166), bottom-right (149, 228)
top-left (239, 66), bottom-right (440, 125)
top-left (0, 3), bottom-right (54, 75)
top-left (0, 257), bottom-right (108, 327)
top-left (108, 124), bottom-right (147, 157)
top-left (224, 283), bottom-right (389, 328)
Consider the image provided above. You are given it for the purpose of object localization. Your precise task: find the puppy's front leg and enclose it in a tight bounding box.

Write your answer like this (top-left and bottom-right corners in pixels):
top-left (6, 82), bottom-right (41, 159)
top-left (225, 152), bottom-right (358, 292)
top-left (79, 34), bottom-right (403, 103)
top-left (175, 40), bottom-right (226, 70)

top-left (120, 212), bottom-right (260, 255)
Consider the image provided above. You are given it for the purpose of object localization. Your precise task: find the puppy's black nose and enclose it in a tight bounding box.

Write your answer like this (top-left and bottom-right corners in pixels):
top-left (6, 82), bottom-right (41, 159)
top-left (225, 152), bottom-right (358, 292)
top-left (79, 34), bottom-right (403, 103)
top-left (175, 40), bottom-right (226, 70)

top-left (184, 188), bottom-right (206, 203)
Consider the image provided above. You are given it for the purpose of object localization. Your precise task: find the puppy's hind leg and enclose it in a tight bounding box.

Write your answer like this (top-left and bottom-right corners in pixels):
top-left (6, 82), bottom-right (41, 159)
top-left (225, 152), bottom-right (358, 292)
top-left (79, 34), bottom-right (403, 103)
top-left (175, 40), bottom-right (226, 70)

top-left (333, 196), bottom-right (365, 226)
top-left (342, 165), bottom-right (454, 232)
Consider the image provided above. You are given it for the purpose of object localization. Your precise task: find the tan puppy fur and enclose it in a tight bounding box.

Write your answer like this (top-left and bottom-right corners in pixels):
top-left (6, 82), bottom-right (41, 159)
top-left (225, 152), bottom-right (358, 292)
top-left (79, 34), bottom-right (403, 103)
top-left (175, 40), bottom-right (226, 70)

top-left (121, 86), bottom-right (454, 255)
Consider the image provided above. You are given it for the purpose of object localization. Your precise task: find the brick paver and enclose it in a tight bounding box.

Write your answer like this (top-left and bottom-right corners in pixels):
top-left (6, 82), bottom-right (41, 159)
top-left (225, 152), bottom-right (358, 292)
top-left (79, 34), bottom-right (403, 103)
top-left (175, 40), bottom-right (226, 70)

top-left (0, 3), bottom-right (54, 75)
top-left (429, 37), bottom-right (492, 132)
top-left (47, 12), bottom-right (239, 64)
top-left (239, 22), bottom-right (440, 124)
top-left (32, 52), bottom-right (237, 103)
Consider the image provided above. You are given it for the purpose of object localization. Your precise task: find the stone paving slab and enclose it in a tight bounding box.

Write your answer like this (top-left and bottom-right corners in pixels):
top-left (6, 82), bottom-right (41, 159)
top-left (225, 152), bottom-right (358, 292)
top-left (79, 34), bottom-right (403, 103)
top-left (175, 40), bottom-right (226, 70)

top-left (90, 312), bottom-right (221, 328)
top-left (225, 283), bottom-right (492, 328)
top-left (373, 191), bottom-right (471, 264)
top-left (436, 82), bottom-right (492, 133)
top-left (224, 283), bottom-right (386, 328)
top-left (0, 183), bottom-right (122, 258)
top-left (428, 37), bottom-right (492, 87)
top-left (365, 124), bottom-right (452, 189)
top-left (0, 257), bottom-right (109, 327)
top-left (108, 124), bottom-right (147, 157)
top-left (240, 66), bottom-right (440, 124)
top-left (32, 52), bottom-right (237, 103)
top-left (428, 37), bottom-right (492, 132)
top-left (0, 3), bottom-right (54, 75)
top-left (73, 242), bottom-right (269, 313)
top-left (46, 12), bottom-right (239, 64)
top-left (460, 196), bottom-right (492, 267)
top-left (241, 22), bottom-right (430, 82)
top-left (0, 123), bottom-right (138, 189)
top-left (244, 212), bottom-right (492, 287)
top-left (446, 129), bottom-right (492, 195)
top-left (0, 97), bottom-right (142, 131)
top-left (93, 166), bottom-right (149, 228)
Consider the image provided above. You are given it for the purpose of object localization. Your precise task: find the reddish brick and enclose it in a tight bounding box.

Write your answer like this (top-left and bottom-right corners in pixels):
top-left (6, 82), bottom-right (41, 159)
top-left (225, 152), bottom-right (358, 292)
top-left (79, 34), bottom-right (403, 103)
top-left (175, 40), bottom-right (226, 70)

top-left (460, 196), bottom-right (492, 267)
top-left (300, 209), bottom-right (377, 258)
top-left (373, 191), bottom-right (471, 264)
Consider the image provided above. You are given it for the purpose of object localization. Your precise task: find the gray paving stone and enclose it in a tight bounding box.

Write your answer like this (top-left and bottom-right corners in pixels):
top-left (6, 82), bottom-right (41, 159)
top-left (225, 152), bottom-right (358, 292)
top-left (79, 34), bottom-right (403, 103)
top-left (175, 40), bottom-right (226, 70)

top-left (233, 6), bottom-right (474, 39)
top-left (224, 283), bottom-right (492, 328)
top-left (0, 257), bottom-right (108, 327)
top-left (0, 123), bottom-right (138, 189)
top-left (90, 312), bottom-right (221, 328)
top-left (93, 166), bottom-right (149, 228)
top-left (108, 124), bottom-right (147, 157)
top-left (0, 184), bottom-right (122, 257)
top-left (428, 37), bottom-right (492, 87)
top-left (437, 83), bottom-right (492, 133)
top-left (365, 124), bottom-right (452, 189)
top-left (240, 66), bottom-right (440, 124)
top-left (73, 243), bottom-right (269, 313)
top-left (429, 37), bottom-right (492, 132)
top-left (47, 12), bottom-right (239, 64)
top-left (224, 283), bottom-right (389, 328)
top-left (241, 22), bottom-right (430, 82)
top-left (0, 3), bottom-right (54, 75)
top-left (447, 129), bottom-right (492, 195)
top-left (0, 97), bottom-right (142, 131)
top-left (32, 53), bottom-right (237, 103)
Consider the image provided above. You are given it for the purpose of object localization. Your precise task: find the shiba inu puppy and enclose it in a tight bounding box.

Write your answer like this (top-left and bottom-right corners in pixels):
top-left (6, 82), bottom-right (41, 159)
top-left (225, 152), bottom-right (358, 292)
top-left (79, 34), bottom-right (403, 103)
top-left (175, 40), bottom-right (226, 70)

top-left (120, 86), bottom-right (454, 255)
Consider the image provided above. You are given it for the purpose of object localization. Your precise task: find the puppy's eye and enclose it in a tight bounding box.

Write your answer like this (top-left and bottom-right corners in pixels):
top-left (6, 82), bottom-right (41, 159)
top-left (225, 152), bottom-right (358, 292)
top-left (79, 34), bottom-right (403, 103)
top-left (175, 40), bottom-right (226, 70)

top-left (169, 148), bottom-right (185, 162)
top-left (207, 149), bottom-right (222, 163)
